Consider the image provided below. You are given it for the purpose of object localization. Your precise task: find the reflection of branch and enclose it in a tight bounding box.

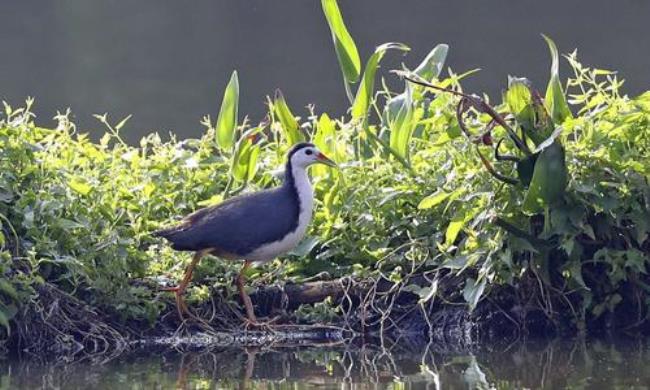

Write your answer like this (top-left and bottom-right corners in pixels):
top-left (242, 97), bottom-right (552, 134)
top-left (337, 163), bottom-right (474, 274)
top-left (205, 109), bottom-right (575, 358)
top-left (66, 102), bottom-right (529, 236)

top-left (240, 350), bottom-right (256, 390)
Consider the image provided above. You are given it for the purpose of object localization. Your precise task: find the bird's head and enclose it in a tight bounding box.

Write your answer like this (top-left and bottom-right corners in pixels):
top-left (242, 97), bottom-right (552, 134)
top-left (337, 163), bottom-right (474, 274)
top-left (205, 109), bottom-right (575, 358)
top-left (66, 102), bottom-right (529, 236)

top-left (287, 142), bottom-right (337, 169)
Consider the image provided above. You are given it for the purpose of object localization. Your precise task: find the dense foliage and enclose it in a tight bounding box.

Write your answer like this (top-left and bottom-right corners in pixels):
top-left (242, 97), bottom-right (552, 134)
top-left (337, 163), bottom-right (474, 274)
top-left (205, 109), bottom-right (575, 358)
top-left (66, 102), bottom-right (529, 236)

top-left (1, 0), bottom-right (648, 345)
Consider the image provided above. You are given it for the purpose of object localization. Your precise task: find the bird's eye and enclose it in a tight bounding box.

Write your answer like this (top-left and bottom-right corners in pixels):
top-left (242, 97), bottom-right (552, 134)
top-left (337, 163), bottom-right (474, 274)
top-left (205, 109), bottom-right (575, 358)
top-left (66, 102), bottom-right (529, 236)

top-left (305, 149), bottom-right (313, 155)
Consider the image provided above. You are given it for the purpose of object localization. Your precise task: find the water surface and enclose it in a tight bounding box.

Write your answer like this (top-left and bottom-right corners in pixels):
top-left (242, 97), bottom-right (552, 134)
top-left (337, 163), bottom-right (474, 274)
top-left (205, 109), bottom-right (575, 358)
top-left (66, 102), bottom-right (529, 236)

top-left (4, 338), bottom-right (650, 389)
top-left (1, 1), bottom-right (649, 142)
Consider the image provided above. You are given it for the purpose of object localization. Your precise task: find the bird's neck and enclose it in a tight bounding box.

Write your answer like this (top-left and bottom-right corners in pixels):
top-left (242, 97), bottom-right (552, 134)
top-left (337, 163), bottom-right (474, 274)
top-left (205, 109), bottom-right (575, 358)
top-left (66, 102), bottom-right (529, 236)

top-left (285, 161), bottom-right (313, 214)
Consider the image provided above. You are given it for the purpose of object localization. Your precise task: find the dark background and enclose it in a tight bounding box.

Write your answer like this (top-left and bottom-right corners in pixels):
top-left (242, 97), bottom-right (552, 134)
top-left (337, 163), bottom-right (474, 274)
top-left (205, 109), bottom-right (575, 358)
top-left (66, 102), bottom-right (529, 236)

top-left (1, 1), bottom-right (649, 142)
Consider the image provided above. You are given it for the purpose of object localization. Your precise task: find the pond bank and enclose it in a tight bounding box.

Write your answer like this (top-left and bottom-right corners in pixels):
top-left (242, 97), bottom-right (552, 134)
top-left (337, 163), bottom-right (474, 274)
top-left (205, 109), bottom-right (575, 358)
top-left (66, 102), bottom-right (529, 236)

top-left (5, 270), bottom-right (650, 359)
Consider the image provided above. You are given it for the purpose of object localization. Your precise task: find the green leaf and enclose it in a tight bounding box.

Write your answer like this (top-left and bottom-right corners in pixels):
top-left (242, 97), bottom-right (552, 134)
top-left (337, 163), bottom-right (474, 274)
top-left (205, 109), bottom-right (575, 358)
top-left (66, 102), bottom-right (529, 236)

top-left (289, 236), bottom-right (320, 257)
top-left (273, 90), bottom-right (304, 145)
top-left (388, 84), bottom-right (419, 161)
top-left (463, 278), bottom-right (486, 312)
top-left (114, 114), bottom-right (132, 131)
top-left (523, 142), bottom-right (568, 213)
top-left (418, 190), bottom-right (453, 210)
top-left (321, 0), bottom-right (361, 85)
top-left (413, 44), bottom-right (448, 81)
top-left (313, 113), bottom-right (343, 177)
top-left (516, 154), bottom-right (538, 187)
top-left (0, 279), bottom-right (17, 300)
top-left (69, 178), bottom-right (92, 196)
top-left (445, 211), bottom-right (466, 246)
top-left (505, 78), bottom-right (536, 133)
top-left (352, 42), bottom-right (409, 121)
top-left (231, 126), bottom-right (264, 182)
top-left (542, 35), bottom-right (572, 124)
top-left (215, 70), bottom-right (239, 151)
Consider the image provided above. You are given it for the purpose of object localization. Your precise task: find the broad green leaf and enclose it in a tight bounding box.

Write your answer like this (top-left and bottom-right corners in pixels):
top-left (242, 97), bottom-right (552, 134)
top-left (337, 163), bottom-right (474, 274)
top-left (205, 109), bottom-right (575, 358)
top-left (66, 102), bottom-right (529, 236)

top-left (505, 78), bottom-right (536, 134)
top-left (215, 70), bottom-right (239, 151)
top-left (463, 278), bottom-right (486, 312)
top-left (523, 142), bottom-right (568, 213)
top-left (542, 35), bottom-right (572, 124)
top-left (387, 84), bottom-right (420, 161)
top-left (413, 44), bottom-right (448, 81)
top-left (445, 212), bottom-right (466, 246)
top-left (516, 154), bottom-right (538, 187)
top-left (321, 0), bottom-right (361, 84)
top-left (69, 178), bottom-right (92, 195)
top-left (313, 113), bottom-right (342, 177)
top-left (352, 43), bottom-right (409, 121)
top-left (231, 126), bottom-right (264, 182)
top-left (273, 91), bottom-right (304, 145)
top-left (0, 280), bottom-right (17, 300)
top-left (418, 190), bottom-right (453, 210)
top-left (197, 193), bottom-right (224, 207)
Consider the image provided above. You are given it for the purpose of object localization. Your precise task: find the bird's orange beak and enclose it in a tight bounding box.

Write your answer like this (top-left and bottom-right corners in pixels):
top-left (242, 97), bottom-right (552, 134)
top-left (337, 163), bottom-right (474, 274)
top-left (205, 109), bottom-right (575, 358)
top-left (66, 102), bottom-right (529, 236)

top-left (316, 152), bottom-right (337, 168)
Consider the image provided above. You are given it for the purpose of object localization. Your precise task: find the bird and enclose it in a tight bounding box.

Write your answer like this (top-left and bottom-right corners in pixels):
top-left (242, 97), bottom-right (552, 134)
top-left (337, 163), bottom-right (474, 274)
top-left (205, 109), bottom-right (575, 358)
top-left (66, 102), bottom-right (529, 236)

top-left (153, 142), bottom-right (337, 324)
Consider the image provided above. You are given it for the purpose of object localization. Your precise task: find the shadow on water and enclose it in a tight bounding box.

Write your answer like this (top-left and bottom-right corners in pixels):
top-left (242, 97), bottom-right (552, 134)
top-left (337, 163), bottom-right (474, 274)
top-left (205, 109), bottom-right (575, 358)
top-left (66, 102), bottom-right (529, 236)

top-left (3, 337), bottom-right (650, 389)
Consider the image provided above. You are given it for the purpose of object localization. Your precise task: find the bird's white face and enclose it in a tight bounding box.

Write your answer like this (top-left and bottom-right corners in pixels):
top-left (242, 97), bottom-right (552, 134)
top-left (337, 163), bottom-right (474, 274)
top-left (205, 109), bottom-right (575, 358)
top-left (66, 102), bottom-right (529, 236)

top-left (290, 145), bottom-right (337, 169)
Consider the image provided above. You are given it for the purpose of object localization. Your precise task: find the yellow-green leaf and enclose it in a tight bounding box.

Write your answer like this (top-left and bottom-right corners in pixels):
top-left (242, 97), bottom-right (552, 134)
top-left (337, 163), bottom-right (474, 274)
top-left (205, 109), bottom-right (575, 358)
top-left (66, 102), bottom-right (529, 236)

top-left (352, 43), bottom-right (409, 121)
top-left (445, 212), bottom-right (466, 246)
top-left (215, 70), bottom-right (239, 151)
top-left (321, 0), bottom-right (361, 84)
top-left (69, 178), bottom-right (92, 196)
top-left (418, 190), bottom-right (452, 210)
top-left (542, 35), bottom-right (572, 124)
top-left (273, 91), bottom-right (304, 146)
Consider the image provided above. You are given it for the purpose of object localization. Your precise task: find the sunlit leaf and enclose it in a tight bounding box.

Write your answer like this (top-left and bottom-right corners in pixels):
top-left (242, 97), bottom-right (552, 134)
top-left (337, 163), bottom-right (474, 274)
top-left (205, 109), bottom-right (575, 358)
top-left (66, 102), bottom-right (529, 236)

top-left (542, 35), bottom-right (572, 124)
top-left (321, 0), bottom-right (361, 85)
top-left (215, 70), bottom-right (239, 151)
top-left (352, 43), bottom-right (409, 121)
top-left (418, 190), bottom-right (453, 210)
top-left (445, 212), bottom-right (466, 246)
top-left (68, 178), bottom-right (92, 196)
top-left (413, 44), bottom-right (448, 81)
top-left (231, 125), bottom-right (265, 182)
top-left (505, 77), bottom-right (536, 132)
top-left (388, 84), bottom-right (419, 161)
top-left (273, 90), bottom-right (304, 145)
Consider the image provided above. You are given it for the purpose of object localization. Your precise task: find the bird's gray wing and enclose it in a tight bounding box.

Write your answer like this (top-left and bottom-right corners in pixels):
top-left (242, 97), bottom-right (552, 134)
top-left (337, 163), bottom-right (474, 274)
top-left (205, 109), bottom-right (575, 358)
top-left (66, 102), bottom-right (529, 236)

top-left (157, 187), bottom-right (299, 255)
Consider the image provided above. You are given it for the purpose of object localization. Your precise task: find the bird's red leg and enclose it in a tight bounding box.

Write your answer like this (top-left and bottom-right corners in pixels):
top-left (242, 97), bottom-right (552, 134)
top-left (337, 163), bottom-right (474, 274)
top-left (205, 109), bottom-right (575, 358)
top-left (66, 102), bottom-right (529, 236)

top-left (164, 250), bottom-right (206, 319)
top-left (236, 260), bottom-right (257, 324)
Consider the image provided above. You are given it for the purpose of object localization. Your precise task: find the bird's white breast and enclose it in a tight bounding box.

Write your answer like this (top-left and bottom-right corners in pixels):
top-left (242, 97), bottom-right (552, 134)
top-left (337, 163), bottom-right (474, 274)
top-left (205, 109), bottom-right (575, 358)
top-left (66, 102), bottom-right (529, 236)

top-left (246, 165), bottom-right (313, 263)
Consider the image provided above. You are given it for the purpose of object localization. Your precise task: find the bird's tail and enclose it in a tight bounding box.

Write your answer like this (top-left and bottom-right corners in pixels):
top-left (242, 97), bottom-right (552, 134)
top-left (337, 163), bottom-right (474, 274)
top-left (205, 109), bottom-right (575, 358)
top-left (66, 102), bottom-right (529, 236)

top-left (151, 226), bottom-right (180, 239)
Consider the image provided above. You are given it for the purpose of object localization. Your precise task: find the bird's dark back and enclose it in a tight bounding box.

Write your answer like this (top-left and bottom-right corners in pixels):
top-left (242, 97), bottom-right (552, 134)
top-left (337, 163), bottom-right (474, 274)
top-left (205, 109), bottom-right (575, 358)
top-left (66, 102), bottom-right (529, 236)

top-left (154, 185), bottom-right (300, 256)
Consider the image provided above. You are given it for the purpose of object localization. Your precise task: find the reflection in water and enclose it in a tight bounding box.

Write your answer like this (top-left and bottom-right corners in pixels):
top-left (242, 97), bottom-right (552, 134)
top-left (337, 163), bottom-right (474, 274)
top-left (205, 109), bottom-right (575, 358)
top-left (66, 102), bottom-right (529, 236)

top-left (3, 338), bottom-right (650, 389)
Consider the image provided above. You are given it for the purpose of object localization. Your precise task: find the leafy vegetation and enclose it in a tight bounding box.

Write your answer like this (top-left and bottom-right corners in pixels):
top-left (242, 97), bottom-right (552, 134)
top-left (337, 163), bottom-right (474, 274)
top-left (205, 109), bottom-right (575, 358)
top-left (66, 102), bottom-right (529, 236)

top-left (1, 0), bottom-right (648, 351)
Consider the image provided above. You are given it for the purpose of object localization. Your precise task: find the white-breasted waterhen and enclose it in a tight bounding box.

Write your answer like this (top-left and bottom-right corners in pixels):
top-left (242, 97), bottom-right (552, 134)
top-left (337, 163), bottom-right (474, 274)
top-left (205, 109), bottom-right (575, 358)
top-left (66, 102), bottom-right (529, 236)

top-left (153, 142), bottom-right (336, 324)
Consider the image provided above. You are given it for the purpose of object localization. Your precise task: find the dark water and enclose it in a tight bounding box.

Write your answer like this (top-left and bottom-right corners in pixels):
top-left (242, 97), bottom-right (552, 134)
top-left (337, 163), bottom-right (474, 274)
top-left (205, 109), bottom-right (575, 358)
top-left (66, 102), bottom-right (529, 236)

top-left (1, 1), bottom-right (650, 143)
top-left (3, 338), bottom-right (650, 389)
